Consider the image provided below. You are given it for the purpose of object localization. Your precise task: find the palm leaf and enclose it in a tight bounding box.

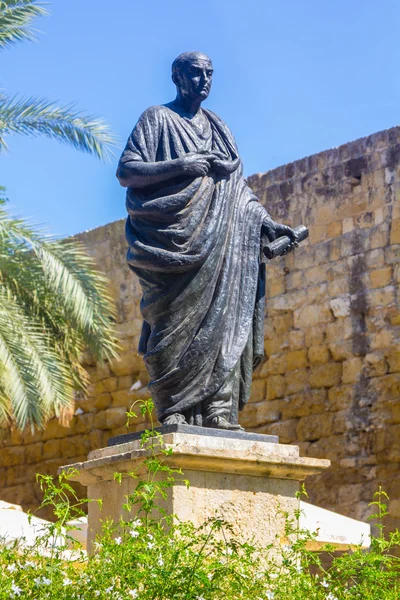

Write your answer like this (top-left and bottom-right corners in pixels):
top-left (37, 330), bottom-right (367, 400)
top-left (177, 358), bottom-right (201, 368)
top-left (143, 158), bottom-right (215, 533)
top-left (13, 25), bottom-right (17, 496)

top-left (0, 0), bottom-right (47, 50)
top-left (0, 199), bottom-right (119, 430)
top-left (0, 94), bottom-right (118, 160)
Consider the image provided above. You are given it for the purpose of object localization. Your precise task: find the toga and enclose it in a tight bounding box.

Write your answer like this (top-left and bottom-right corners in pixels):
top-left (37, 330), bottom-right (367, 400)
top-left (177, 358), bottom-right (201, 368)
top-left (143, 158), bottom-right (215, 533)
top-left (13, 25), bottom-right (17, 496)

top-left (119, 104), bottom-right (269, 426)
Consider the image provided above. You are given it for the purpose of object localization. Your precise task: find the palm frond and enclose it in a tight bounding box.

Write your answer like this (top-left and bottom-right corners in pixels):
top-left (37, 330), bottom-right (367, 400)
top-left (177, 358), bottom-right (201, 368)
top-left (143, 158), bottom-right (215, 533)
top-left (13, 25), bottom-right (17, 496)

top-left (0, 94), bottom-right (118, 160)
top-left (0, 199), bottom-right (119, 430)
top-left (0, 0), bottom-right (48, 50)
top-left (0, 287), bottom-right (75, 430)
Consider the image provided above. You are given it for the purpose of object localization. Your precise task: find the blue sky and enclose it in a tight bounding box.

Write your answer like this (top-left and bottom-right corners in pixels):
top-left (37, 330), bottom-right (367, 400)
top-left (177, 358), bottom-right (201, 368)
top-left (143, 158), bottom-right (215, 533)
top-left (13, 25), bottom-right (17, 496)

top-left (2, 0), bottom-right (400, 236)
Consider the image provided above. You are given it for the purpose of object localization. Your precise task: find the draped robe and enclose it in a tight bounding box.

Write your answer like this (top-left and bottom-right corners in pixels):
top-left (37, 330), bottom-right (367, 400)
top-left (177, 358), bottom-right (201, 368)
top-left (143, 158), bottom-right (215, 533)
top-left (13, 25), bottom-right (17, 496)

top-left (120, 104), bottom-right (269, 425)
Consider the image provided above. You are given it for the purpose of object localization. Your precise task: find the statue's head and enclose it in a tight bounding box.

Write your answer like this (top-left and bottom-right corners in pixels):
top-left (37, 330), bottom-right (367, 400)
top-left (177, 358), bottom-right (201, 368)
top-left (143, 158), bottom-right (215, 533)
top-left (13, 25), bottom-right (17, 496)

top-left (172, 51), bottom-right (213, 102)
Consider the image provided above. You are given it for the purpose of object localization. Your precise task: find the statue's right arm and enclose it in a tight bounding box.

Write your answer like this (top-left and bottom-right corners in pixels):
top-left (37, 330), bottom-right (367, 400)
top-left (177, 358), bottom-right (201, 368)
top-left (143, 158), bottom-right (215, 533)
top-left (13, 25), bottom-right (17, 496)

top-left (116, 153), bottom-right (215, 189)
top-left (117, 158), bottom-right (188, 188)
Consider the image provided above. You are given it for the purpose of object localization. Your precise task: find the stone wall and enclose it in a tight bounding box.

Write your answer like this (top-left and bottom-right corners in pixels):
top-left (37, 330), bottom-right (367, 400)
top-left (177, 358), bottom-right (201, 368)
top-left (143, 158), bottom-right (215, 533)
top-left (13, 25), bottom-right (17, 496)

top-left (0, 126), bottom-right (399, 526)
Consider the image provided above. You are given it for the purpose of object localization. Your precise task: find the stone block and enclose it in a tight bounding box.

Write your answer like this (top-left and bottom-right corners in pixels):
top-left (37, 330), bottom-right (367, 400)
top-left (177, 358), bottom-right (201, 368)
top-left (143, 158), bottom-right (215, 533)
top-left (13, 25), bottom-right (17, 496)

top-left (110, 353), bottom-right (142, 377)
top-left (390, 219), bottom-right (400, 244)
top-left (328, 385), bottom-right (354, 411)
top-left (294, 305), bottom-right (333, 328)
top-left (297, 413), bottom-right (334, 442)
top-left (286, 349), bottom-right (308, 371)
top-left (60, 436), bottom-right (91, 460)
top-left (285, 369), bottom-right (309, 395)
top-left (363, 353), bottom-right (388, 377)
top-left (386, 347), bottom-right (400, 373)
top-left (63, 431), bottom-right (329, 552)
top-left (25, 443), bottom-right (43, 465)
top-left (369, 267), bottom-right (393, 289)
top-left (304, 325), bottom-right (326, 347)
top-left (342, 358), bottom-right (363, 383)
top-left (1, 447), bottom-right (26, 469)
top-left (266, 375), bottom-right (286, 400)
top-left (94, 393), bottom-right (112, 411)
top-left (272, 314), bottom-right (294, 334)
top-left (250, 379), bottom-right (266, 402)
top-left (329, 296), bottom-right (351, 318)
top-left (305, 265), bottom-right (328, 285)
top-left (308, 345), bottom-right (330, 365)
top-left (101, 377), bottom-right (119, 393)
top-left (327, 221), bottom-right (342, 238)
top-left (368, 286), bottom-right (395, 307)
top-left (43, 439), bottom-right (61, 459)
top-left (75, 413), bottom-right (95, 435)
top-left (265, 354), bottom-right (287, 375)
top-left (111, 389), bottom-right (132, 408)
top-left (307, 283), bottom-right (328, 304)
top-left (42, 419), bottom-right (70, 441)
top-left (105, 407), bottom-right (128, 429)
top-left (289, 330), bottom-right (305, 350)
top-left (309, 363), bottom-right (342, 388)
top-left (265, 419), bottom-right (299, 443)
top-left (267, 276), bottom-right (285, 297)
top-left (281, 389), bottom-right (327, 419)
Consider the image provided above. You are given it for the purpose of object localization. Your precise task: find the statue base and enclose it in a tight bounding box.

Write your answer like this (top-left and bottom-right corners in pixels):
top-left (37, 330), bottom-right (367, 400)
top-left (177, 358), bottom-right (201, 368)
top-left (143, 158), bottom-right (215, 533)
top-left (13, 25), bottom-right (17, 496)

top-left (62, 428), bottom-right (330, 552)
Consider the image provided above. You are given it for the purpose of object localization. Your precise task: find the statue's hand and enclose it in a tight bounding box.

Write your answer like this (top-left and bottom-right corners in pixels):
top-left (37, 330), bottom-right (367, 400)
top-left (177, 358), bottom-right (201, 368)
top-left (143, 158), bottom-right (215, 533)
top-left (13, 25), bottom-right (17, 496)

top-left (262, 219), bottom-right (298, 253)
top-left (178, 152), bottom-right (214, 177)
top-left (209, 156), bottom-right (240, 176)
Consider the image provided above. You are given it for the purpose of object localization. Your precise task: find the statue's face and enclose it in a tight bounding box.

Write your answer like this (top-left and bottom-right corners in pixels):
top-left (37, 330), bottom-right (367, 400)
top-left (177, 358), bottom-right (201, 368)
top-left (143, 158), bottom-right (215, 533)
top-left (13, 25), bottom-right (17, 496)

top-left (176, 56), bottom-right (213, 102)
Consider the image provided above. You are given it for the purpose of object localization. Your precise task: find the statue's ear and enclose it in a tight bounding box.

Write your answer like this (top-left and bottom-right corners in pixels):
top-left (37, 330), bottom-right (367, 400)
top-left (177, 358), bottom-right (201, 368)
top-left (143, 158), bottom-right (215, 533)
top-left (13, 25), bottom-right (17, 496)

top-left (172, 71), bottom-right (181, 87)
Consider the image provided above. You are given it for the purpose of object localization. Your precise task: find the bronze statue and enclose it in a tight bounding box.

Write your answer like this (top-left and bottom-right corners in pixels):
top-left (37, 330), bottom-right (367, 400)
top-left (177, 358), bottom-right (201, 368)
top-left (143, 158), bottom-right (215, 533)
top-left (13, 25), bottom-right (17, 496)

top-left (117, 52), bottom-right (298, 431)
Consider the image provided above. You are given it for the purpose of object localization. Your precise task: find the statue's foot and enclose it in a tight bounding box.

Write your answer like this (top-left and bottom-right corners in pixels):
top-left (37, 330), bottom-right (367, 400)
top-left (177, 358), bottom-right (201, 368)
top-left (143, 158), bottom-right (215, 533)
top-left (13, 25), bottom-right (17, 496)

top-left (204, 416), bottom-right (244, 431)
top-left (162, 413), bottom-right (187, 426)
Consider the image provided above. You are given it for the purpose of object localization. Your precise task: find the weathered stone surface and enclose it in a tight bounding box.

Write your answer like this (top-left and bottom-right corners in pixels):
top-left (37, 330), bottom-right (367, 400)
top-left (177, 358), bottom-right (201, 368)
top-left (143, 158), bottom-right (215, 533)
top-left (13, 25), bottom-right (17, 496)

top-left (62, 431), bottom-right (329, 552)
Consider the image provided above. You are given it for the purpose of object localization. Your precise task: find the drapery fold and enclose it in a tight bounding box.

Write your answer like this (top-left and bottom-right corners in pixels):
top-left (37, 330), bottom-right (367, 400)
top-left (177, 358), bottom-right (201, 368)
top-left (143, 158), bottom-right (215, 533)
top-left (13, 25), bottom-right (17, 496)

top-left (121, 105), bottom-right (268, 422)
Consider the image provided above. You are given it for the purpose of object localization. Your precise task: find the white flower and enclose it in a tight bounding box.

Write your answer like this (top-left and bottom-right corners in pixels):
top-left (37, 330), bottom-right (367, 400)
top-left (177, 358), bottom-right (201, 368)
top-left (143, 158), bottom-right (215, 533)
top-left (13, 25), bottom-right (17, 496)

top-left (147, 542), bottom-right (154, 549)
top-left (63, 578), bottom-right (73, 586)
top-left (7, 564), bottom-right (17, 573)
top-left (321, 579), bottom-right (329, 588)
top-left (94, 541), bottom-right (102, 549)
top-left (196, 596), bottom-right (206, 600)
top-left (130, 529), bottom-right (139, 538)
top-left (147, 533), bottom-right (154, 540)
top-left (269, 573), bottom-right (278, 580)
top-left (131, 518), bottom-right (141, 527)
top-left (207, 573), bottom-right (213, 580)
top-left (34, 576), bottom-right (51, 586)
top-left (11, 583), bottom-right (22, 596)
top-left (326, 594), bottom-right (338, 600)
top-left (157, 556), bottom-right (164, 566)
top-left (266, 592), bottom-right (275, 600)
top-left (226, 547), bottom-right (233, 555)
top-left (296, 564), bottom-right (302, 573)
top-left (115, 536), bottom-right (122, 545)
top-left (105, 585), bottom-right (114, 593)
top-left (23, 561), bottom-right (35, 569)
top-left (128, 590), bottom-right (139, 598)
top-left (94, 592), bottom-right (100, 597)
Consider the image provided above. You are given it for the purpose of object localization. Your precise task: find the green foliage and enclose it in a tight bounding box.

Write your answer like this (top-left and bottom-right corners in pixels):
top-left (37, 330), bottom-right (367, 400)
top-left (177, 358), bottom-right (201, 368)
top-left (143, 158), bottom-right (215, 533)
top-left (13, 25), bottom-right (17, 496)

top-left (0, 2), bottom-right (119, 429)
top-left (0, 0), bottom-right (47, 49)
top-left (0, 401), bottom-right (398, 599)
top-left (0, 195), bottom-right (118, 430)
top-left (0, 93), bottom-right (117, 159)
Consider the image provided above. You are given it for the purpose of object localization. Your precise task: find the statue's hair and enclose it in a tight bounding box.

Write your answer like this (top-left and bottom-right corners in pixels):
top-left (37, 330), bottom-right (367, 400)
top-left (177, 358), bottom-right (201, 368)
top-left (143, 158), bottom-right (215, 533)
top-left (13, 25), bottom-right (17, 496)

top-left (171, 51), bottom-right (211, 79)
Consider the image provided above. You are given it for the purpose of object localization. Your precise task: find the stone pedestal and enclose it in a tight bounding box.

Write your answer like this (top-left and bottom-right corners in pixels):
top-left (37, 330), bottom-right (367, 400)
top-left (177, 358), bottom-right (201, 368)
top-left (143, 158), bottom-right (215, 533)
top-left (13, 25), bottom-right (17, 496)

top-left (62, 426), bottom-right (330, 551)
